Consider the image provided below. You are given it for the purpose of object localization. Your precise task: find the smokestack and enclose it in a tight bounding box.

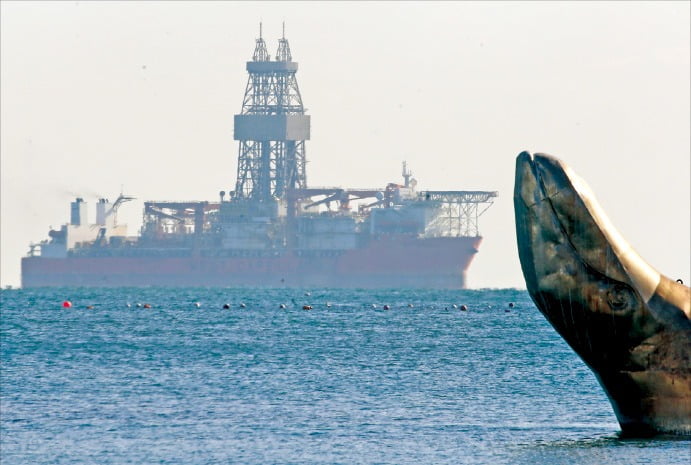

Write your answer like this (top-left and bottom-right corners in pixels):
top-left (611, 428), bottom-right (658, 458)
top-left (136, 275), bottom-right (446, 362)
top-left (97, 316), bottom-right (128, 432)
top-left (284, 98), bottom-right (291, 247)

top-left (96, 198), bottom-right (110, 225)
top-left (70, 198), bottom-right (87, 226)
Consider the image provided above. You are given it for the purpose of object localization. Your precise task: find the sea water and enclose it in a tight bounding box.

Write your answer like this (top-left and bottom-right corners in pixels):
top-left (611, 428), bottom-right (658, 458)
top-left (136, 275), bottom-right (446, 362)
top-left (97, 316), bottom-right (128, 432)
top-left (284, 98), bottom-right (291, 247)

top-left (1, 288), bottom-right (688, 464)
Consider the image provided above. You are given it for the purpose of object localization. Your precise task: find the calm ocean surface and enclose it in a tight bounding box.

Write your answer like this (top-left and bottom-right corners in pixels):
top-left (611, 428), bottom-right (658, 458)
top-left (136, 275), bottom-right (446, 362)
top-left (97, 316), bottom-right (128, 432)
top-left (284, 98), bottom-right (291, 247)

top-left (1, 288), bottom-right (688, 464)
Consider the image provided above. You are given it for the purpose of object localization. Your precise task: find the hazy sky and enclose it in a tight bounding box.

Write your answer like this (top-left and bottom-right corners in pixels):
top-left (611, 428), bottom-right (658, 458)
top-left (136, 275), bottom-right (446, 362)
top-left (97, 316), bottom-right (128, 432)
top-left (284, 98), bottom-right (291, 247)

top-left (1, 1), bottom-right (689, 289)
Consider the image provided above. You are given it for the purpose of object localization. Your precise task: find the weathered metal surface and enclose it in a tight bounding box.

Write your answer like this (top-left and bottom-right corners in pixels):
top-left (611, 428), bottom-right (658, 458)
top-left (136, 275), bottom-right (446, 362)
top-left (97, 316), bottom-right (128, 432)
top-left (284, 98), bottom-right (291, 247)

top-left (514, 152), bottom-right (691, 436)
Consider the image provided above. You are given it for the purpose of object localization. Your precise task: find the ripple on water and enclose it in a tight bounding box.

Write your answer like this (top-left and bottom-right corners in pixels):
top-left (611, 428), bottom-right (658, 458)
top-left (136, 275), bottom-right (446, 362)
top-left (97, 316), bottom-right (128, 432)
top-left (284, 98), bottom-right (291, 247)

top-left (1, 287), bottom-right (689, 465)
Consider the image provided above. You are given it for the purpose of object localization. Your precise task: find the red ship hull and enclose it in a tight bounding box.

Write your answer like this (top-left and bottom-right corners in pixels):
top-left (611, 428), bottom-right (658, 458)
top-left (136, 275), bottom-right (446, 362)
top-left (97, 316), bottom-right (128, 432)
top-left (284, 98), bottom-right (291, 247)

top-left (21, 237), bottom-right (482, 289)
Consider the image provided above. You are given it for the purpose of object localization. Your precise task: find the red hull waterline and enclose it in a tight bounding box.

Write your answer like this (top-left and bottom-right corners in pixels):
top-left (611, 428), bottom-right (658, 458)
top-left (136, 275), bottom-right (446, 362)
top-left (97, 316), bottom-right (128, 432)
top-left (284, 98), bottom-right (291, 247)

top-left (22, 237), bottom-right (482, 289)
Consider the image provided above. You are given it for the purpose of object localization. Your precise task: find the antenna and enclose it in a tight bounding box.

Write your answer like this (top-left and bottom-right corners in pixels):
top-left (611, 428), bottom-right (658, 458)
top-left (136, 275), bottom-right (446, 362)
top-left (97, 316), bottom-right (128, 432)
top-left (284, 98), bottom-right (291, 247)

top-left (259, 21), bottom-right (263, 39)
top-left (282, 21), bottom-right (285, 39)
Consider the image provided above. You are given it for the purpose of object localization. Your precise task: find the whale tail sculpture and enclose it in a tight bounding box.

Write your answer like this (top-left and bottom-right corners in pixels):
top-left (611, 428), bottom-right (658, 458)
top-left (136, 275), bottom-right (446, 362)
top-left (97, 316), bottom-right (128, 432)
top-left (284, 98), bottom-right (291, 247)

top-left (514, 151), bottom-right (690, 436)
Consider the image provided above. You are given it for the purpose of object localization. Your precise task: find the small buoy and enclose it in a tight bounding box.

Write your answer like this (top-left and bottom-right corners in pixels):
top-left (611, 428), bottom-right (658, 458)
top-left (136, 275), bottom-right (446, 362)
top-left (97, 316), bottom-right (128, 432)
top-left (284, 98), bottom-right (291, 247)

top-left (136, 303), bottom-right (142, 308)
top-left (279, 303), bottom-right (287, 309)
top-left (194, 302), bottom-right (201, 308)
top-left (371, 304), bottom-right (377, 309)
top-left (505, 308), bottom-right (511, 313)
top-left (408, 303), bottom-right (414, 308)
top-left (508, 302), bottom-right (515, 308)
top-left (460, 305), bottom-right (468, 311)
top-left (452, 304), bottom-right (458, 309)
top-left (304, 292), bottom-right (311, 297)
top-left (126, 303), bottom-right (132, 308)
top-left (223, 303), bottom-right (231, 309)
top-left (383, 305), bottom-right (390, 310)
top-left (326, 302), bottom-right (332, 308)
top-left (239, 303), bottom-right (246, 308)
top-left (86, 305), bottom-right (94, 310)
top-left (302, 305), bottom-right (312, 310)
top-left (62, 301), bottom-right (72, 308)
top-left (143, 303), bottom-right (152, 309)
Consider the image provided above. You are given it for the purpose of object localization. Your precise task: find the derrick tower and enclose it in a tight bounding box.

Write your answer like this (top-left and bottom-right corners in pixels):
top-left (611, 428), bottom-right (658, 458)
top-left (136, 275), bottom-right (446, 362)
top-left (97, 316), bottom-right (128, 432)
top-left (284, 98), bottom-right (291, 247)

top-left (233, 24), bottom-right (310, 203)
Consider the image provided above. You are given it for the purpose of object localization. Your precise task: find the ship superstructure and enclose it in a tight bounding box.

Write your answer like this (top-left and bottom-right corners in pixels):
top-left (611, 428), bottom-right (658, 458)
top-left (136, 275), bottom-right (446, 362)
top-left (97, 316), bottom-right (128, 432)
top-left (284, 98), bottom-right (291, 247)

top-left (22, 26), bottom-right (497, 289)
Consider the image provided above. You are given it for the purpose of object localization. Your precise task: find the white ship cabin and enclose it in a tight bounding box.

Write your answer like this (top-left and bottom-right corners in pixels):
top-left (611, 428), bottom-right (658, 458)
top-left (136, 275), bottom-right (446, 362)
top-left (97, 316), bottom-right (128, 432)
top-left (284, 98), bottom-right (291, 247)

top-left (35, 198), bottom-right (129, 258)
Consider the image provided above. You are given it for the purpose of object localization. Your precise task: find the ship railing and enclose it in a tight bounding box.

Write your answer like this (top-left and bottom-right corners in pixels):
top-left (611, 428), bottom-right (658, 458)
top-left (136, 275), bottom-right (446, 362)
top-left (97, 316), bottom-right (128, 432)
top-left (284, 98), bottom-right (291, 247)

top-left (418, 191), bottom-right (497, 237)
top-left (27, 243), bottom-right (42, 257)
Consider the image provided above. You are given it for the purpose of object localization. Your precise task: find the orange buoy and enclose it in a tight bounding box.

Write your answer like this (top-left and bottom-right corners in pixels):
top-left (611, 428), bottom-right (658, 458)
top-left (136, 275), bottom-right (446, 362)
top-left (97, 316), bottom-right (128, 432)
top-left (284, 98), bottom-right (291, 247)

top-left (460, 305), bottom-right (468, 311)
top-left (302, 305), bottom-right (312, 310)
top-left (143, 303), bottom-right (152, 309)
top-left (62, 301), bottom-right (72, 308)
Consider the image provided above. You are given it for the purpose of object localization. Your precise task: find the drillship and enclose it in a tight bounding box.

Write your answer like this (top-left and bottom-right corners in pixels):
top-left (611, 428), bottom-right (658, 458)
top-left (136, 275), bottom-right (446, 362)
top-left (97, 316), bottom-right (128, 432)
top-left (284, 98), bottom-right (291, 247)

top-left (21, 27), bottom-right (497, 289)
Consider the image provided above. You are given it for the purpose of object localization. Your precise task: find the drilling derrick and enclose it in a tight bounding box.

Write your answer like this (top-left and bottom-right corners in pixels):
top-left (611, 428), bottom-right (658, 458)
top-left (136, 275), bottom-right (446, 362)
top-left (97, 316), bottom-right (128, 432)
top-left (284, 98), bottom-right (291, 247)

top-left (233, 24), bottom-right (310, 205)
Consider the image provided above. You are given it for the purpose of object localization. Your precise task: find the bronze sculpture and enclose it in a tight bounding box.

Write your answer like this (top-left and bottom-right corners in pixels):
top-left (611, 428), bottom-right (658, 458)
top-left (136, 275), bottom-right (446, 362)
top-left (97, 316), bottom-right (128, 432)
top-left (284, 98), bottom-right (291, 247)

top-left (514, 152), bottom-right (690, 436)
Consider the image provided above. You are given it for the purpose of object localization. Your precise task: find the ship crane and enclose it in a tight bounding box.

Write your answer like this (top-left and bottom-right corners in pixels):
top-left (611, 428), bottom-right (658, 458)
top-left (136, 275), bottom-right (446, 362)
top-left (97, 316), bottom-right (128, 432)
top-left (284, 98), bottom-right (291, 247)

top-left (105, 193), bottom-right (135, 227)
top-left (296, 188), bottom-right (382, 212)
top-left (145, 207), bottom-right (186, 223)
